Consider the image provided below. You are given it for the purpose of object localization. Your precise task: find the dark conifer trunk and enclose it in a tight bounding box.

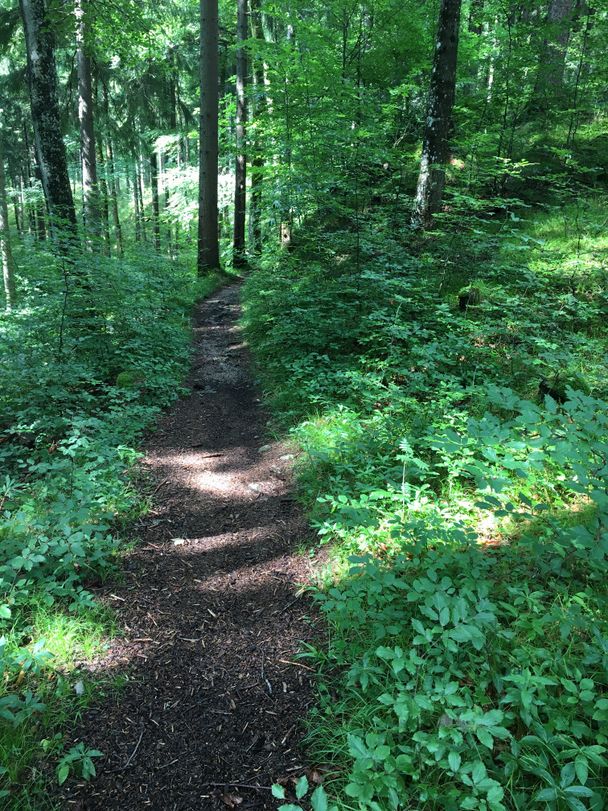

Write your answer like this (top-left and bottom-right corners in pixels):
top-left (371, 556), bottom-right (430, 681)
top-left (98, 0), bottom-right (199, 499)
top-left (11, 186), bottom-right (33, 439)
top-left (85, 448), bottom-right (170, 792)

top-left (75, 0), bottom-right (100, 243)
top-left (250, 0), bottom-right (265, 254)
top-left (106, 140), bottom-right (123, 256)
top-left (533, 0), bottom-right (576, 110)
top-left (198, 0), bottom-right (220, 271)
top-left (96, 135), bottom-right (111, 255)
top-left (411, 0), bottom-right (462, 229)
top-left (20, 0), bottom-right (77, 237)
top-left (0, 135), bottom-right (17, 311)
top-left (150, 150), bottom-right (161, 253)
top-left (233, 0), bottom-right (248, 267)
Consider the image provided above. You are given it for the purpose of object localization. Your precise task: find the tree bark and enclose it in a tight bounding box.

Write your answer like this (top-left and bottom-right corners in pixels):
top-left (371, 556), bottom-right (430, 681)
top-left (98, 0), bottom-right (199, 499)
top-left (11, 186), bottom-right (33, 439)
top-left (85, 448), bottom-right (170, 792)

top-left (133, 160), bottom-right (142, 242)
top-left (411, 0), bottom-right (462, 229)
top-left (75, 0), bottom-right (100, 244)
top-left (96, 134), bottom-right (111, 255)
top-left (150, 149), bottom-right (161, 253)
top-left (468, 0), bottom-right (483, 34)
top-left (250, 0), bottom-right (265, 254)
top-left (233, 0), bottom-right (248, 267)
top-left (137, 154), bottom-right (147, 243)
top-left (198, 0), bottom-right (220, 272)
top-left (533, 0), bottom-right (576, 109)
top-left (0, 136), bottom-right (17, 311)
top-left (20, 0), bottom-right (77, 238)
top-left (106, 140), bottom-right (123, 255)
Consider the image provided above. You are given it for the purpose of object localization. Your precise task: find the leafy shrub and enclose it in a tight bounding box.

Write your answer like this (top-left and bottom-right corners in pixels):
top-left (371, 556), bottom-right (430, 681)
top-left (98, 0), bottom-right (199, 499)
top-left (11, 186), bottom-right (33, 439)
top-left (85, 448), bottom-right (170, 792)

top-left (243, 201), bottom-right (608, 809)
top-left (0, 243), bottom-right (227, 795)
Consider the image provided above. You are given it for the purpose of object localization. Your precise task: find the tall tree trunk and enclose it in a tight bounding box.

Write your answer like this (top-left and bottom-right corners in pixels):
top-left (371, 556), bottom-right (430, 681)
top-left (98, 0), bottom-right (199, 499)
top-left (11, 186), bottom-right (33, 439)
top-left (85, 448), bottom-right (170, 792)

top-left (12, 176), bottom-right (23, 236)
top-left (20, 174), bottom-right (32, 235)
top-left (106, 140), bottom-right (123, 255)
top-left (99, 79), bottom-right (123, 255)
top-left (233, 0), bottom-right (248, 267)
top-left (250, 0), bottom-right (265, 254)
top-left (533, 0), bottom-right (576, 110)
top-left (133, 158), bottom-right (143, 243)
top-left (137, 155), bottom-right (147, 243)
top-left (34, 165), bottom-right (47, 241)
top-left (0, 136), bottom-right (17, 311)
top-left (411, 0), bottom-right (462, 229)
top-left (468, 0), bottom-right (483, 34)
top-left (75, 0), bottom-right (100, 244)
top-left (198, 0), bottom-right (220, 271)
top-left (96, 134), bottom-right (111, 255)
top-left (168, 47), bottom-right (178, 130)
top-left (19, 0), bottom-right (77, 238)
top-left (150, 149), bottom-right (161, 253)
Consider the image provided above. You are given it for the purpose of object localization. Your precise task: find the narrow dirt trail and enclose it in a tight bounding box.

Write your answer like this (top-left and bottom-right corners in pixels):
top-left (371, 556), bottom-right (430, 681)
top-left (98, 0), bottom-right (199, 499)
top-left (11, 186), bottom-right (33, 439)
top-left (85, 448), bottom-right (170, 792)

top-left (61, 286), bottom-right (317, 810)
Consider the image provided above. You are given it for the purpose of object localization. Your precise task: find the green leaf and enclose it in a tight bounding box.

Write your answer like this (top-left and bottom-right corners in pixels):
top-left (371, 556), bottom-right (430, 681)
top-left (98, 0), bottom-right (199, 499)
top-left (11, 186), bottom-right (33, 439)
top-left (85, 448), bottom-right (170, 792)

top-left (477, 728), bottom-right (494, 749)
top-left (486, 785), bottom-right (505, 804)
top-left (311, 786), bottom-right (329, 811)
top-left (564, 786), bottom-right (595, 798)
top-left (57, 764), bottom-right (70, 785)
top-left (574, 756), bottom-right (588, 785)
top-left (278, 805), bottom-right (303, 811)
top-left (536, 787), bottom-right (559, 801)
top-left (561, 762), bottom-right (576, 788)
top-left (295, 775), bottom-right (309, 800)
top-left (565, 797), bottom-right (588, 811)
top-left (448, 751), bottom-right (461, 772)
top-left (348, 734), bottom-right (369, 759)
top-left (472, 761), bottom-right (487, 784)
top-left (272, 785), bottom-right (287, 799)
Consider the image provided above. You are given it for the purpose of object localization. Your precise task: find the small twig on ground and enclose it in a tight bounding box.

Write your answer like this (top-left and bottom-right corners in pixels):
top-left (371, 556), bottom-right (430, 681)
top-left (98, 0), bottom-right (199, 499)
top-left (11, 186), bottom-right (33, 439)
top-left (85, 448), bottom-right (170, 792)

top-left (106, 729), bottom-right (145, 773)
top-left (260, 655), bottom-right (272, 695)
top-left (123, 729), bottom-right (144, 769)
top-left (203, 782), bottom-right (270, 791)
top-left (278, 658), bottom-right (316, 673)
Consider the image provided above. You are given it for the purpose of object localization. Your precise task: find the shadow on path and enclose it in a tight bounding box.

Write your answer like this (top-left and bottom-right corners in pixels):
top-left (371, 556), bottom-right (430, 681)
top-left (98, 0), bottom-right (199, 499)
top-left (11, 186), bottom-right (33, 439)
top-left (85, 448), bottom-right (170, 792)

top-left (59, 286), bottom-right (319, 811)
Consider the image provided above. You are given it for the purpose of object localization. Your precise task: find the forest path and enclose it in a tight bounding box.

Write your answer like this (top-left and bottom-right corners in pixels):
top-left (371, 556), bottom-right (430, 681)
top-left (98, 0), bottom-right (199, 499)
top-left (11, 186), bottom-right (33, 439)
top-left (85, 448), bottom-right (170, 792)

top-left (60, 285), bottom-right (317, 810)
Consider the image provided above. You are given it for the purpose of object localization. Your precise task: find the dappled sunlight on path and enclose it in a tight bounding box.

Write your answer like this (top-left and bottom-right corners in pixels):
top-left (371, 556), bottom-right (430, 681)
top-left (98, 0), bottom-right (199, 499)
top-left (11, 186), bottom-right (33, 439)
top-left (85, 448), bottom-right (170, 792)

top-left (59, 286), bottom-right (318, 811)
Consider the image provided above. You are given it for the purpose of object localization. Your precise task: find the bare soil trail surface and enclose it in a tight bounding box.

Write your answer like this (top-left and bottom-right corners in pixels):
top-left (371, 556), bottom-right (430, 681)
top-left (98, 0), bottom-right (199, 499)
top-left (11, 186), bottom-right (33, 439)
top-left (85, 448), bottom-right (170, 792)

top-left (60, 285), bottom-right (318, 810)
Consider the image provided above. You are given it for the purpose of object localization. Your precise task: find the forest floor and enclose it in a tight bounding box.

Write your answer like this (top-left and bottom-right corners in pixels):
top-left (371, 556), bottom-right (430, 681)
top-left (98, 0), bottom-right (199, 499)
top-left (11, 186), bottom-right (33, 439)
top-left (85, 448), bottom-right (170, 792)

top-left (57, 285), bottom-right (318, 810)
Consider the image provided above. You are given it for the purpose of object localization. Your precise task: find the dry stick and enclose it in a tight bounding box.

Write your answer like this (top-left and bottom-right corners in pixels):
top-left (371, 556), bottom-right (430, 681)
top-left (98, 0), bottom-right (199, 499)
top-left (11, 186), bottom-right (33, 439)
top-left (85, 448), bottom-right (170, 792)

top-left (106, 729), bottom-right (144, 773)
top-left (153, 478), bottom-right (169, 494)
top-left (203, 782), bottom-right (271, 791)
top-left (122, 729), bottom-right (144, 769)
top-left (277, 658), bottom-right (315, 673)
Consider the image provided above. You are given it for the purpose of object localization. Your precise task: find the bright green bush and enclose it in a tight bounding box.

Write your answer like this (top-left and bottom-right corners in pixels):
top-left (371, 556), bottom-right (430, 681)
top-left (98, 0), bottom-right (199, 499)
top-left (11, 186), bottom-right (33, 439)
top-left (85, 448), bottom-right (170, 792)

top-left (0, 242), bottom-right (226, 797)
top-left (243, 200), bottom-right (608, 809)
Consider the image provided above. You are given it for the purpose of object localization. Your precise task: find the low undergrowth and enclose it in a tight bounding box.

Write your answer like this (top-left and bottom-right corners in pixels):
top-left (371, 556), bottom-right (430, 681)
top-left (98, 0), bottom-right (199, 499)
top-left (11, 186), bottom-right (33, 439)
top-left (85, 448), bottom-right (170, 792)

top-left (242, 196), bottom-right (608, 809)
top-left (0, 244), bottom-right (227, 804)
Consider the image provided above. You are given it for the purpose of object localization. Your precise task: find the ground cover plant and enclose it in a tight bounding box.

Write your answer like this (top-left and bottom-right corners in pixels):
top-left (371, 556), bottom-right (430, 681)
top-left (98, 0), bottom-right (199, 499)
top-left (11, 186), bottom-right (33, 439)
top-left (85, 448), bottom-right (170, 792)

top-left (242, 194), bottom-right (608, 809)
top-left (0, 242), bottom-right (226, 803)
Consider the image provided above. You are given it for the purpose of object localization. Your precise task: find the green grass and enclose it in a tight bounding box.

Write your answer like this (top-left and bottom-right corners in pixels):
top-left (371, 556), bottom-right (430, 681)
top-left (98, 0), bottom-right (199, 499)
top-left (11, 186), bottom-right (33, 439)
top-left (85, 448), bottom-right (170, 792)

top-left (243, 196), bottom-right (608, 809)
top-left (0, 602), bottom-right (113, 806)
